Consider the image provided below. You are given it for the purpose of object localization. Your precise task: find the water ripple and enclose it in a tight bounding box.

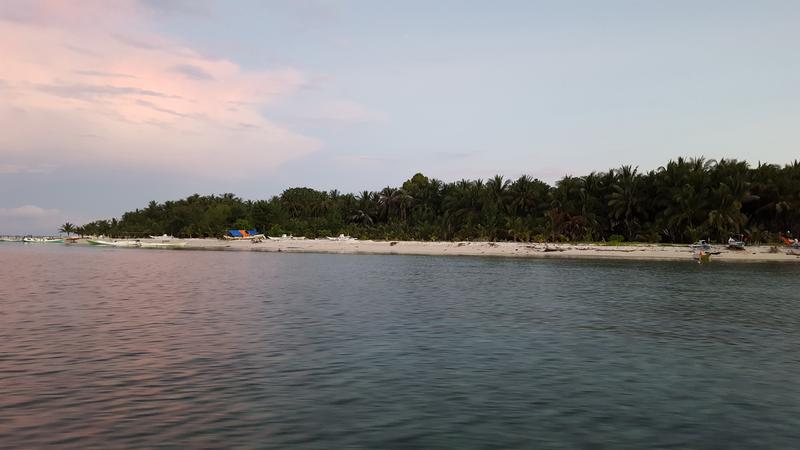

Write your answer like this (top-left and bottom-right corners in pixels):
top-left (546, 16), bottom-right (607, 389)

top-left (1, 245), bottom-right (799, 448)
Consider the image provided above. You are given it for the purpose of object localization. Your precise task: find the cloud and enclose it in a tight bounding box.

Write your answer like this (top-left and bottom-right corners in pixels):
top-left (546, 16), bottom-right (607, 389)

top-left (36, 83), bottom-right (180, 99)
top-left (74, 69), bottom-right (137, 79)
top-left (0, 205), bottom-right (70, 235)
top-left (0, 0), bottom-right (322, 178)
top-left (0, 163), bottom-right (57, 174)
top-left (137, 0), bottom-right (212, 17)
top-left (135, 99), bottom-right (190, 117)
top-left (0, 205), bottom-right (60, 219)
top-left (172, 64), bottom-right (214, 80)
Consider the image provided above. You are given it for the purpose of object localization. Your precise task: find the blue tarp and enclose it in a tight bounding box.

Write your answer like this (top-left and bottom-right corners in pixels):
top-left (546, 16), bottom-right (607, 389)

top-left (227, 229), bottom-right (259, 237)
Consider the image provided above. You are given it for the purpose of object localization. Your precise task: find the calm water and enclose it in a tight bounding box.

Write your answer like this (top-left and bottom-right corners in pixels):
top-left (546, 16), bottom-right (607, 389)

top-left (1, 245), bottom-right (799, 449)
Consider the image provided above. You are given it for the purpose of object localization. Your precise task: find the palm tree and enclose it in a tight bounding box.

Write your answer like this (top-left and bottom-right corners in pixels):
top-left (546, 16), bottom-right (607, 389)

top-left (59, 222), bottom-right (76, 237)
top-left (509, 175), bottom-right (549, 217)
top-left (486, 175), bottom-right (510, 211)
top-left (608, 166), bottom-right (645, 241)
top-left (379, 187), bottom-right (413, 222)
top-left (350, 210), bottom-right (374, 226)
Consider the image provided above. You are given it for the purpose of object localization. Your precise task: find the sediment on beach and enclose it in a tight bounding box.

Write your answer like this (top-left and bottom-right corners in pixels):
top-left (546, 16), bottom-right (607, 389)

top-left (54, 238), bottom-right (800, 262)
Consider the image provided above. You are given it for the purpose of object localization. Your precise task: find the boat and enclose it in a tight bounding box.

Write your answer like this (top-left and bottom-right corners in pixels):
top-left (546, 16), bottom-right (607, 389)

top-left (690, 240), bottom-right (711, 251)
top-left (727, 235), bottom-right (745, 250)
top-left (22, 237), bottom-right (63, 243)
top-left (86, 239), bottom-right (141, 247)
top-left (225, 229), bottom-right (266, 241)
top-left (326, 234), bottom-right (357, 241)
top-left (0, 236), bottom-right (23, 242)
top-left (140, 241), bottom-right (187, 249)
top-left (111, 240), bottom-right (142, 248)
top-left (781, 235), bottom-right (800, 248)
top-left (267, 234), bottom-right (301, 241)
top-left (149, 234), bottom-right (174, 240)
top-left (86, 239), bottom-right (115, 246)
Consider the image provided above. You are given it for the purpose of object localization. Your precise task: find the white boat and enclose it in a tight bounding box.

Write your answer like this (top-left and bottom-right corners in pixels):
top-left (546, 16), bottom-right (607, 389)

top-left (267, 234), bottom-right (306, 241)
top-left (22, 237), bottom-right (63, 243)
top-left (140, 241), bottom-right (188, 249)
top-left (86, 239), bottom-right (141, 247)
top-left (727, 236), bottom-right (746, 250)
top-left (111, 240), bottom-right (142, 248)
top-left (149, 234), bottom-right (174, 240)
top-left (86, 239), bottom-right (115, 246)
top-left (326, 234), bottom-right (357, 241)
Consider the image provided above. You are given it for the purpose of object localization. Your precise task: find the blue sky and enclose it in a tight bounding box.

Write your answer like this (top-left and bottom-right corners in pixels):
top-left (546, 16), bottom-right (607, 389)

top-left (1, 0), bottom-right (799, 234)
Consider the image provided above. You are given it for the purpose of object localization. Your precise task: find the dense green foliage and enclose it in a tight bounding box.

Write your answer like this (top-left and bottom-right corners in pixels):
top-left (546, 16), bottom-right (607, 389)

top-left (78, 158), bottom-right (800, 243)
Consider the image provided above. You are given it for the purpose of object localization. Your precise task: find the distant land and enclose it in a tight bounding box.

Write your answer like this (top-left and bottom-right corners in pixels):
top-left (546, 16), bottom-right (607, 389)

top-left (73, 157), bottom-right (799, 244)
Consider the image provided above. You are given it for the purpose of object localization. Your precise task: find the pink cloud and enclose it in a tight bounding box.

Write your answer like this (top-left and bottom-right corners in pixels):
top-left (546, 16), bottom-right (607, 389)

top-left (0, 0), bottom-right (322, 177)
top-left (0, 204), bottom-right (66, 235)
top-left (0, 205), bottom-right (60, 219)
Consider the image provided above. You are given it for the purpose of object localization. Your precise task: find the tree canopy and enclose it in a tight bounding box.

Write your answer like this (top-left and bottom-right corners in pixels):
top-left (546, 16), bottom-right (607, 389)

top-left (77, 158), bottom-right (800, 243)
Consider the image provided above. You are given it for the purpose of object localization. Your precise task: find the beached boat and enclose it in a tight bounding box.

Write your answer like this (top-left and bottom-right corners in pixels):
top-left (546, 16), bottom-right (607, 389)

top-left (268, 234), bottom-right (304, 241)
top-left (86, 239), bottom-right (115, 246)
top-left (690, 240), bottom-right (711, 251)
top-left (112, 240), bottom-right (142, 248)
top-left (225, 229), bottom-right (266, 241)
top-left (326, 234), bottom-right (357, 241)
top-left (140, 241), bottom-right (187, 249)
top-left (149, 234), bottom-right (174, 240)
top-left (22, 237), bottom-right (64, 243)
top-left (780, 235), bottom-right (799, 248)
top-left (727, 236), bottom-right (745, 250)
top-left (86, 239), bottom-right (141, 247)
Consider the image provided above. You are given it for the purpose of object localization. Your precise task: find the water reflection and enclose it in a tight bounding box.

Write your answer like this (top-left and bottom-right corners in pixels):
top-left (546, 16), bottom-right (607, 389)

top-left (1, 245), bottom-right (799, 448)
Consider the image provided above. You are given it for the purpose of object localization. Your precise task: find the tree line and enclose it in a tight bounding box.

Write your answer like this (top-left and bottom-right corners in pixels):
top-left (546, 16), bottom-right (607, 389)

top-left (76, 157), bottom-right (800, 244)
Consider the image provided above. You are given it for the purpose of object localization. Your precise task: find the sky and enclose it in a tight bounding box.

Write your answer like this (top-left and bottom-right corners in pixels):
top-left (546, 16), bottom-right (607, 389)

top-left (1, 0), bottom-right (799, 234)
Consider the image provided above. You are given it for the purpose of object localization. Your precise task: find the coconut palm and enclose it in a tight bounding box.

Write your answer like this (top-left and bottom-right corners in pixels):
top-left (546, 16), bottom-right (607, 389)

top-left (59, 222), bottom-right (76, 237)
top-left (608, 166), bottom-right (645, 241)
top-left (350, 210), bottom-right (374, 226)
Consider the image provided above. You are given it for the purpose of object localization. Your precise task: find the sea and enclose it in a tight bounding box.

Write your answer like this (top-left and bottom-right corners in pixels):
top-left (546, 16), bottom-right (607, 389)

top-left (1, 244), bottom-right (799, 449)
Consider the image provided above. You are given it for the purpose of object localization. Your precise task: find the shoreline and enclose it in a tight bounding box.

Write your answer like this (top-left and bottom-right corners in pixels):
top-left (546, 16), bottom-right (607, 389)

top-left (40, 238), bottom-right (800, 263)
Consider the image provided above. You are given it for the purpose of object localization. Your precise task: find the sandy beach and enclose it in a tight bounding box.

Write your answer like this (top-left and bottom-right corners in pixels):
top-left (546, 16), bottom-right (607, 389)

top-left (62, 238), bottom-right (800, 263)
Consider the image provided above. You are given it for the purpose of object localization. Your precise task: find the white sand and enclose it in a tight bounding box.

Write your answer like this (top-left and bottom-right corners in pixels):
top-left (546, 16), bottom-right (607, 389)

top-left (110, 238), bottom-right (800, 263)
